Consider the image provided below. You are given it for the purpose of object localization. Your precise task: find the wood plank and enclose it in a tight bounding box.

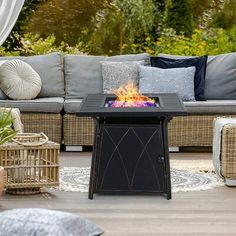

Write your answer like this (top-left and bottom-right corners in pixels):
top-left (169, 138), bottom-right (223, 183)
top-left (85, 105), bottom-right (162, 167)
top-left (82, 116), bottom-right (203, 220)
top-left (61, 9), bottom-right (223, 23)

top-left (0, 151), bottom-right (236, 235)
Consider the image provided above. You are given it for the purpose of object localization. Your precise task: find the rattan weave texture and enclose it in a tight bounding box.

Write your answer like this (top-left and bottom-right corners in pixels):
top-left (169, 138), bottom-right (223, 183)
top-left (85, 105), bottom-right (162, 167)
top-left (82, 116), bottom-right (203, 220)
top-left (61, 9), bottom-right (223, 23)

top-left (221, 125), bottom-right (236, 178)
top-left (64, 115), bottom-right (95, 146)
top-left (21, 113), bottom-right (62, 144)
top-left (0, 134), bottom-right (60, 194)
top-left (64, 114), bottom-right (236, 147)
top-left (169, 114), bottom-right (236, 146)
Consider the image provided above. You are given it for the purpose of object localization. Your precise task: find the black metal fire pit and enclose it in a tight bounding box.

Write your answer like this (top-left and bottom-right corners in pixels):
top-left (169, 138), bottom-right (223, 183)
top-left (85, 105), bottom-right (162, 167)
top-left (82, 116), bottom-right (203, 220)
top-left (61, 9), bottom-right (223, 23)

top-left (77, 93), bottom-right (186, 200)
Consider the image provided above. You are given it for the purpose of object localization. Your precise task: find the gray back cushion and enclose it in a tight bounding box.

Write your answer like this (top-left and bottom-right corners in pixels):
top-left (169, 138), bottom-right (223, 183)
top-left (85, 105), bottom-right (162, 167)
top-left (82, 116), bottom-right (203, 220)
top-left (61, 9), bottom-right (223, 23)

top-left (65, 55), bottom-right (107, 99)
top-left (0, 52), bottom-right (64, 98)
top-left (106, 53), bottom-right (150, 64)
top-left (158, 52), bottom-right (236, 100)
top-left (205, 53), bottom-right (236, 100)
top-left (65, 53), bottom-right (150, 98)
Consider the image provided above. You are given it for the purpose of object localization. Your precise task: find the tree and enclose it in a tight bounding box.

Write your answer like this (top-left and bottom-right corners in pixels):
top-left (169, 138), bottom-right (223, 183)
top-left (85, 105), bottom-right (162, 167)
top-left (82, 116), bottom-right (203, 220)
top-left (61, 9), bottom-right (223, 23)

top-left (190, 0), bottom-right (227, 29)
top-left (89, 0), bottom-right (156, 55)
top-left (24, 0), bottom-right (111, 45)
top-left (213, 0), bottom-right (236, 29)
top-left (163, 0), bottom-right (194, 36)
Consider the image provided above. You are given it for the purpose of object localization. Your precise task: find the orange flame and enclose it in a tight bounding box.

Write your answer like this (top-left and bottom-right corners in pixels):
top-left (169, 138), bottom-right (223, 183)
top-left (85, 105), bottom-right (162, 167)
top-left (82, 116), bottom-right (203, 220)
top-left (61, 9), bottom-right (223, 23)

top-left (111, 81), bottom-right (155, 107)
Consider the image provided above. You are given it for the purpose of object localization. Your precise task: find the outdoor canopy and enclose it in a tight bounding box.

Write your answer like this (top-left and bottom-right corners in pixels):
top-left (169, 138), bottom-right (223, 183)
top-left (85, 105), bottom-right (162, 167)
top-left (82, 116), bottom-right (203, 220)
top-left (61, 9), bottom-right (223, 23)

top-left (0, 0), bottom-right (25, 46)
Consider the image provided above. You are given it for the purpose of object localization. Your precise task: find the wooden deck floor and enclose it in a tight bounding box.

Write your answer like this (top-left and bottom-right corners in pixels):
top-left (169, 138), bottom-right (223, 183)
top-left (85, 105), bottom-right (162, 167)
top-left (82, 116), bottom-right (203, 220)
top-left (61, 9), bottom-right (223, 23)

top-left (1, 151), bottom-right (236, 235)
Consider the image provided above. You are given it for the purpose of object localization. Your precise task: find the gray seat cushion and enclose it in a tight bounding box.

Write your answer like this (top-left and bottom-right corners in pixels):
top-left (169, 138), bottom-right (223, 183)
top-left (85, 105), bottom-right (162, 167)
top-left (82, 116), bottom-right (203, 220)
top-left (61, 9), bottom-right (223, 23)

top-left (64, 53), bottom-right (150, 99)
top-left (158, 52), bottom-right (236, 100)
top-left (0, 97), bottom-right (64, 113)
top-left (183, 100), bottom-right (236, 114)
top-left (64, 99), bottom-right (83, 113)
top-left (0, 52), bottom-right (64, 98)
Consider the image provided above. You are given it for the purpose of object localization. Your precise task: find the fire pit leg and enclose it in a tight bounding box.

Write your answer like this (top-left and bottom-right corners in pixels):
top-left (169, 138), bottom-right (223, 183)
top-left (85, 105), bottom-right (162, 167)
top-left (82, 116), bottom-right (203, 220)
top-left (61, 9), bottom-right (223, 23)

top-left (162, 118), bottom-right (172, 200)
top-left (89, 118), bottom-right (100, 200)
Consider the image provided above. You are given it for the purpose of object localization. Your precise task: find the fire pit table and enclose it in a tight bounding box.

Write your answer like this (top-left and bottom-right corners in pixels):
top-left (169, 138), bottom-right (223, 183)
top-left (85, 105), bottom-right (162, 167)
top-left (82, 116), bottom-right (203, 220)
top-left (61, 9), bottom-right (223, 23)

top-left (77, 93), bottom-right (186, 199)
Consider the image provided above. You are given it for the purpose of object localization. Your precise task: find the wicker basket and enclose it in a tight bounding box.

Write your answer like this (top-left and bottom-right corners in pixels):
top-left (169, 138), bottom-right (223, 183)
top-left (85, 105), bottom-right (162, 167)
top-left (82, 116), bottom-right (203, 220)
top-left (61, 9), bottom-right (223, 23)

top-left (0, 133), bottom-right (60, 195)
top-left (0, 167), bottom-right (4, 195)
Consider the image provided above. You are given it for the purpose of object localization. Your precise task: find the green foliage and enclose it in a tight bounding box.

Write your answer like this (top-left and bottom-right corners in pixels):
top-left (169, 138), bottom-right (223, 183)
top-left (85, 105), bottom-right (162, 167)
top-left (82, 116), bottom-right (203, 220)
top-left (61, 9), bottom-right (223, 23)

top-left (0, 109), bottom-right (16, 145)
top-left (123, 27), bottom-right (236, 56)
top-left (213, 0), bottom-right (236, 29)
top-left (1, 27), bottom-right (236, 57)
top-left (115, 0), bottom-right (155, 37)
top-left (0, 33), bottom-right (84, 56)
top-left (88, 0), bottom-right (156, 55)
top-left (163, 0), bottom-right (194, 36)
top-left (1, 1), bottom-right (236, 57)
top-left (24, 0), bottom-right (112, 46)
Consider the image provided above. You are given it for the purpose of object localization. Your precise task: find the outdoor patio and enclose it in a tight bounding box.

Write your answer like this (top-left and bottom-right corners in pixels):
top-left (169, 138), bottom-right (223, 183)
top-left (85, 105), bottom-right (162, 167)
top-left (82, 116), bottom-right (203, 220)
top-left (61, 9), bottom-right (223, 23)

top-left (0, 151), bottom-right (235, 235)
top-left (1, 0), bottom-right (236, 235)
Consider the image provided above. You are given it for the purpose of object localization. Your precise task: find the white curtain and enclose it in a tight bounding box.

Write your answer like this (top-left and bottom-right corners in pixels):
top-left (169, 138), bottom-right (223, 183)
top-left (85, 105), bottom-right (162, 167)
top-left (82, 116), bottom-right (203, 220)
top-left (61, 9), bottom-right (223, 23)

top-left (0, 0), bottom-right (25, 46)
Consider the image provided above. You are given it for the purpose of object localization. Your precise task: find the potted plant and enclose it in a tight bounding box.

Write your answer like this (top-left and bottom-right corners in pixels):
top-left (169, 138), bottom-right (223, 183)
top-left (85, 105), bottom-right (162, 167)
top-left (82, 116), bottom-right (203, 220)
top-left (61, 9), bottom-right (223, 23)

top-left (0, 109), bottom-right (17, 195)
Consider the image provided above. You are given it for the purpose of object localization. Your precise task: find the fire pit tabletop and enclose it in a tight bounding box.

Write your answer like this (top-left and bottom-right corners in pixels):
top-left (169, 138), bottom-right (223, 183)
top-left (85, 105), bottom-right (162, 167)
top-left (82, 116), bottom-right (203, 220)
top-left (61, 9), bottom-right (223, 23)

top-left (77, 93), bottom-right (187, 117)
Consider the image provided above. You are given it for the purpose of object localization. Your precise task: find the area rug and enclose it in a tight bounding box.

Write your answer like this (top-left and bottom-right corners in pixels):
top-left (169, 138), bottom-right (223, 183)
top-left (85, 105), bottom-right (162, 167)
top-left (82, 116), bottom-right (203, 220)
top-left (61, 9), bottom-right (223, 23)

top-left (59, 160), bottom-right (224, 193)
top-left (170, 159), bottom-right (215, 173)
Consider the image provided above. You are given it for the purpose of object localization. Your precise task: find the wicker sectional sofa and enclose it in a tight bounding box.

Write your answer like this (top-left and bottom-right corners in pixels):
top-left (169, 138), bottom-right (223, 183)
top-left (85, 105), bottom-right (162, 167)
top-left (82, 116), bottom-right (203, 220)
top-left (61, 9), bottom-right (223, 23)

top-left (0, 52), bottom-right (236, 150)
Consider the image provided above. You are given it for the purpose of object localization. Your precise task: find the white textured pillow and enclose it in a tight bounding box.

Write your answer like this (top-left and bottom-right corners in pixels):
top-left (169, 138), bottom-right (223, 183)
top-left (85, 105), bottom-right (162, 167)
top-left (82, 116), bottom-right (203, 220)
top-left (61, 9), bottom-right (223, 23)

top-left (0, 59), bottom-right (42, 100)
top-left (139, 66), bottom-right (196, 101)
top-left (0, 208), bottom-right (103, 236)
top-left (101, 61), bottom-right (143, 93)
top-left (0, 60), bottom-right (7, 66)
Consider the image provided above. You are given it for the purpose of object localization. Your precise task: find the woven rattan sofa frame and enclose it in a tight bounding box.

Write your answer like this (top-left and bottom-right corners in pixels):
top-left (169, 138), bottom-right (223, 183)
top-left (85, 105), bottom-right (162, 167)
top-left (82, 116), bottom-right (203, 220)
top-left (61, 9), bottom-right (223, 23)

top-left (63, 113), bottom-right (236, 149)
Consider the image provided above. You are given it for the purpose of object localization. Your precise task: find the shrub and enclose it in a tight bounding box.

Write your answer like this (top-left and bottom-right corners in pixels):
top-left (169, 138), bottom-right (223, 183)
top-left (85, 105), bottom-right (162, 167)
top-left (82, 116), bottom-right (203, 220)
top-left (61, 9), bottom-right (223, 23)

top-left (1, 27), bottom-right (236, 57)
top-left (123, 28), bottom-right (236, 56)
top-left (0, 33), bottom-right (84, 56)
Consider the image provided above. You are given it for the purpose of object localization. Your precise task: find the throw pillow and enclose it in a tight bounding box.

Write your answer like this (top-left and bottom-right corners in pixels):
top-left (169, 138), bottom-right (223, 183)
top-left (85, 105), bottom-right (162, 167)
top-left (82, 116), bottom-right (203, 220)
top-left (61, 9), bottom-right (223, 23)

top-left (139, 66), bottom-right (196, 101)
top-left (0, 208), bottom-right (103, 236)
top-left (0, 59), bottom-right (42, 100)
top-left (0, 60), bottom-right (7, 67)
top-left (150, 55), bottom-right (207, 101)
top-left (101, 61), bottom-right (142, 93)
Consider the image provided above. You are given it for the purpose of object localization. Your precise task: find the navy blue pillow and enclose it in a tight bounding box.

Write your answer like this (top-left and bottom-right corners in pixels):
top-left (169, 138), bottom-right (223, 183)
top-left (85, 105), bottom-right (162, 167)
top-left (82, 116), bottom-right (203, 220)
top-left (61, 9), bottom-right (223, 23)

top-left (150, 56), bottom-right (208, 101)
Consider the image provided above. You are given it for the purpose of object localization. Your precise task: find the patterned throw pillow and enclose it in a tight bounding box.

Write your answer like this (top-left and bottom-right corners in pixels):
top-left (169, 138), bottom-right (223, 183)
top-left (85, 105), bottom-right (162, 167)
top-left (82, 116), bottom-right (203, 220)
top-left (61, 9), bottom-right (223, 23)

top-left (139, 66), bottom-right (196, 101)
top-left (101, 61), bottom-right (143, 93)
top-left (0, 208), bottom-right (103, 236)
top-left (0, 59), bottom-right (42, 100)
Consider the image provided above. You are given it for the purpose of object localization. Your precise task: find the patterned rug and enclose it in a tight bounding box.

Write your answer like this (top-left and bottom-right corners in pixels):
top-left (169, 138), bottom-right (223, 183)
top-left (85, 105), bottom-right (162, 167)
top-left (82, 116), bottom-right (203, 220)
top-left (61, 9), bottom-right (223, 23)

top-left (59, 160), bottom-right (224, 193)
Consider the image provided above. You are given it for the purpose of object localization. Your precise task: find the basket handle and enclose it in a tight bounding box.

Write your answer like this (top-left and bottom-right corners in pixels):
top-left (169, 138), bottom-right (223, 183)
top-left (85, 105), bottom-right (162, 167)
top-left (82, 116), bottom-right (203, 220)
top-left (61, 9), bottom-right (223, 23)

top-left (12, 132), bottom-right (49, 147)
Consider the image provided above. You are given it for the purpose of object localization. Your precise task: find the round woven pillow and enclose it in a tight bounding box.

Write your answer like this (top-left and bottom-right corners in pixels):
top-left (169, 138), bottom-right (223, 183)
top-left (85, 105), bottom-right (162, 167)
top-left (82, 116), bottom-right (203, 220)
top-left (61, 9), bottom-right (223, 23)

top-left (0, 59), bottom-right (42, 100)
top-left (0, 60), bottom-right (7, 67)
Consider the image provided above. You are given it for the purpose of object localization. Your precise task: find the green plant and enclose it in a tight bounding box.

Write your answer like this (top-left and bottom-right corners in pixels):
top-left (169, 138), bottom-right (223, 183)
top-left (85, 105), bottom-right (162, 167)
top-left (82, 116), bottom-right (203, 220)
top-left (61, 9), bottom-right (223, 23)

top-left (88, 0), bottom-right (156, 55)
top-left (122, 27), bottom-right (236, 56)
top-left (24, 0), bottom-right (111, 46)
top-left (0, 109), bottom-right (16, 145)
top-left (163, 0), bottom-right (194, 36)
top-left (1, 33), bottom-right (84, 56)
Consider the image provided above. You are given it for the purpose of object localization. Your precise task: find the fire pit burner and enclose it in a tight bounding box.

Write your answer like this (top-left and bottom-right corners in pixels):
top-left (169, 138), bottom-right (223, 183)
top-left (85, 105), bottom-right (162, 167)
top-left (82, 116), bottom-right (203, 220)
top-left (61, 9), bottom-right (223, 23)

top-left (77, 93), bottom-right (186, 200)
top-left (105, 97), bottom-right (159, 108)
top-left (105, 81), bottom-right (158, 108)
